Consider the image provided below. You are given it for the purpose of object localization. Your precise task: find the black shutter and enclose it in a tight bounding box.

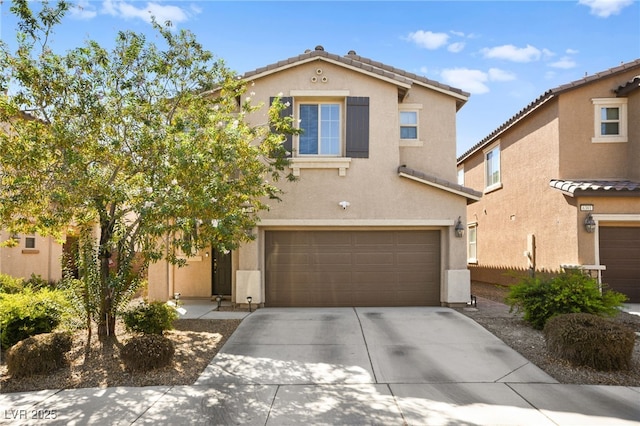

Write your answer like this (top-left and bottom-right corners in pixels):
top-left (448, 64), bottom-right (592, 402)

top-left (345, 97), bottom-right (369, 158)
top-left (270, 96), bottom-right (293, 157)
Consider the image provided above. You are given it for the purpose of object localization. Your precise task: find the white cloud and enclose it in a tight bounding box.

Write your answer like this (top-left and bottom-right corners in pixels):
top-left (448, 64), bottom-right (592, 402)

top-left (481, 44), bottom-right (543, 63)
top-left (70, 0), bottom-right (97, 19)
top-left (450, 30), bottom-right (465, 37)
top-left (100, 0), bottom-right (192, 26)
top-left (448, 42), bottom-right (465, 53)
top-left (578, 0), bottom-right (634, 17)
top-left (441, 68), bottom-right (489, 94)
top-left (566, 48), bottom-right (579, 55)
top-left (488, 68), bottom-right (516, 82)
top-left (406, 30), bottom-right (449, 50)
top-left (549, 56), bottom-right (577, 69)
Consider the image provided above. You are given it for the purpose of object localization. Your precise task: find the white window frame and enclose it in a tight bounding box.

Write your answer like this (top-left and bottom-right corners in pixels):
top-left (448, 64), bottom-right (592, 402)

top-left (483, 141), bottom-right (502, 193)
top-left (297, 101), bottom-right (342, 157)
top-left (467, 222), bottom-right (478, 264)
top-left (592, 98), bottom-right (628, 143)
top-left (457, 166), bottom-right (464, 186)
top-left (399, 104), bottom-right (423, 147)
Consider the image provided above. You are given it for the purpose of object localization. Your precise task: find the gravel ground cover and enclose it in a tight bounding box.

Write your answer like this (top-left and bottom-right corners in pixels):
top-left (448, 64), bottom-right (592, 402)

top-left (459, 282), bottom-right (640, 386)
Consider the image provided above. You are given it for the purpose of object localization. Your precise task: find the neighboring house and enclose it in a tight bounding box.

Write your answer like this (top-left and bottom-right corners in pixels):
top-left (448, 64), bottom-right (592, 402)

top-left (457, 59), bottom-right (640, 303)
top-left (0, 231), bottom-right (65, 282)
top-left (148, 46), bottom-right (481, 307)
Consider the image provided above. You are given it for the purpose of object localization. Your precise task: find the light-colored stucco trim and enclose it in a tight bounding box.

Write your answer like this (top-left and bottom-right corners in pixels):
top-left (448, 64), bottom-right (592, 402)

top-left (248, 56), bottom-right (414, 90)
top-left (398, 172), bottom-right (482, 201)
top-left (289, 157), bottom-right (352, 176)
top-left (258, 219), bottom-right (455, 227)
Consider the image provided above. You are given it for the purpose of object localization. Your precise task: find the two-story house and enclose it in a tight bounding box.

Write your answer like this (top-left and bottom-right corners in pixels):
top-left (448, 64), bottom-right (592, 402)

top-left (148, 46), bottom-right (481, 307)
top-left (457, 59), bottom-right (640, 303)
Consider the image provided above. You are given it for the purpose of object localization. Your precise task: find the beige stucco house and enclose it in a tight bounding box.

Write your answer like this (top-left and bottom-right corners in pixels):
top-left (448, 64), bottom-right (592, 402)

top-left (457, 59), bottom-right (640, 303)
top-left (0, 231), bottom-right (65, 282)
top-left (149, 46), bottom-right (481, 307)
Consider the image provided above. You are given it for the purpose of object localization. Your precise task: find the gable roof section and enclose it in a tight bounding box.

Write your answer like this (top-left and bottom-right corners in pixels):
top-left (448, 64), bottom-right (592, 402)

top-left (457, 58), bottom-right (640, 164)
top-left (242, 46), bottom-right (470, 110)
top-left (398, 166), bottom-right (482, 202)
top-left (549, 179), bottom-right (640, 197)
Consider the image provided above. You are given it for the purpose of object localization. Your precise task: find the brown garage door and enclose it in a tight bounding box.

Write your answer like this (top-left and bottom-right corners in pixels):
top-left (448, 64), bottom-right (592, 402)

top-left (600, 227), bottom-right (640, 303)
top-left (265, 230), bottom-right (440, 307)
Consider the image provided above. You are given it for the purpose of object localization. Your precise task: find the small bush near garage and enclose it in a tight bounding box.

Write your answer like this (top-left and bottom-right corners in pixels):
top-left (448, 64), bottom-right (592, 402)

top-left (6, 332), bottom-right (73, 378)
top-left (506, 271), bottom-right (627, 330)
top-left (0, 287), bottom-right (76, 350)
top-left (122, 300), bottom-right (178, 335)
top-left (121, 334), bottom-right (175, 372)
top-left (544, 313), bottom-right (635, 371)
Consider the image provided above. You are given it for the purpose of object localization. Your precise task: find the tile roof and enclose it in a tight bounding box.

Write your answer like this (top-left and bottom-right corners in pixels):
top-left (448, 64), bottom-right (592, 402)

top-left (457, 58), bottom-right (640, 163)
top-left (549, 179), bottom-right (640, 197)
top-left (615, 75), bottom-right (640, 96)
top-left (398, 165), bottom-right (482, 202)
top-left (241, 46), bottom-right (469, 108)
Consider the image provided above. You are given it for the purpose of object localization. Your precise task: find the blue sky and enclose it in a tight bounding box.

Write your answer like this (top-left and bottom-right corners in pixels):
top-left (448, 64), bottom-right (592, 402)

top-left (1, 0), bottom-right (639, 155)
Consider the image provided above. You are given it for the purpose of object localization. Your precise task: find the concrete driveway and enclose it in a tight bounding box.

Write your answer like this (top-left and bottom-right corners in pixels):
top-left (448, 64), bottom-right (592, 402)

top-left (195, 307), bottom-right (553, 386)
top-left (3, 307), bottom-right (639, 425)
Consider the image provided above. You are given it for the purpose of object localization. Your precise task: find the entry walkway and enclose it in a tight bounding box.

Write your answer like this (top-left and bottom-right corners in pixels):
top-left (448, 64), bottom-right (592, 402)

top-left (1, 306), bottom-right (638, 425)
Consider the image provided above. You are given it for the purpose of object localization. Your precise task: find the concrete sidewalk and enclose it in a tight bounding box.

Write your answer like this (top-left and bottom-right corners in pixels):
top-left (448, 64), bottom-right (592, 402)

top-left (1, 306), bottom-right (639, 425)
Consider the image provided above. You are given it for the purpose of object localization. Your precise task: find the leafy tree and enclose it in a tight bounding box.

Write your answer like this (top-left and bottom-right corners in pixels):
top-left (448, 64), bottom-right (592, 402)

top-left (0, 0), bottom-right (296, 336)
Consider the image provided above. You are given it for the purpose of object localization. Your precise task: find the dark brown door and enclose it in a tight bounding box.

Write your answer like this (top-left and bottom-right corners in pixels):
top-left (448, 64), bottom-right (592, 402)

top-left (599, 227), bottom-right (640, 303)
top-left (265, 230), bottom-right (440, 307)
top-left (212, 250), bottom-right (232, 296)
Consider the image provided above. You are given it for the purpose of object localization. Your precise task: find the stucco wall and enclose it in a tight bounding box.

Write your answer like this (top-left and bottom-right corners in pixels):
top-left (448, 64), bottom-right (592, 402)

top-left (628, 91), bottom-right (640, 181)
top-left (557, 71), bottom-right (639, 179)
top-left (0, 231), bottom-right (64, 282)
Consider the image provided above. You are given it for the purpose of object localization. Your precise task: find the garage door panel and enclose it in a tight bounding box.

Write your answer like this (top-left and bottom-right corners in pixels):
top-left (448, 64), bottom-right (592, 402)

top-left (599, 227), bottom-right (640, 303)
top-left (265, 230), bottom-right (441, 307)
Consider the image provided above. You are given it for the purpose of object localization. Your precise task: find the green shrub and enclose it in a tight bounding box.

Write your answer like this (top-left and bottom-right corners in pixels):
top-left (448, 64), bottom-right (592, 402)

top-left (506, 271), bottom-right (627, 330)
top-left (122, 300), bottom-right (178, 335)
top-left (0, 274), bottom-right (25, 294)
top-left (120, 334), bottom-right (174, 372)
top-left (6, 332), bottom-right (73, 378)
top-left (0, 287), bottom-right (77, 349)
top-left (24, 273), bottom-right (56, 290)
top-left (544, 313), bottom-right (635, 371)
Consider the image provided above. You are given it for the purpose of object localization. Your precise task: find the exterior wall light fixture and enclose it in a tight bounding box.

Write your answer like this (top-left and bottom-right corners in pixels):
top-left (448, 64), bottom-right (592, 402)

top-left (247, 296), bottom-right (253, 312)
top-left (454, 216), bottom-right (465, 238)
top-left (584, 213), bottom-right (596, 233)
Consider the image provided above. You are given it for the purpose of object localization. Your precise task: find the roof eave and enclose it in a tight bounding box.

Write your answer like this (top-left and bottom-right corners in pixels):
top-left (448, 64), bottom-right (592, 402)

top-left (398, 166), bottom-right (482, 202)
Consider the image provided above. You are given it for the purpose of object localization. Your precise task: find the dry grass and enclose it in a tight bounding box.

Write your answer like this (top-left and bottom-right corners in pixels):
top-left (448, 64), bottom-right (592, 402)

top-left (0, 318), bottom-right (241, 393)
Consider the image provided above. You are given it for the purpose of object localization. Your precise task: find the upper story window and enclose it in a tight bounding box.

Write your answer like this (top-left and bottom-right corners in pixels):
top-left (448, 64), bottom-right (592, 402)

top-left (457, 167), bottom-right (464, 186)
top-left (25, 235), bottom-right (36, 249)
top-left (299, 103), bottom-right (341, 155)
top-left (484, 142), bottom-right (502, 193)
top-left (270, 95), bottom-right (369, 176)
top-left (400, 111), bottom-right (418, 139)
top-left (592, 98), bottom-right (628, 143)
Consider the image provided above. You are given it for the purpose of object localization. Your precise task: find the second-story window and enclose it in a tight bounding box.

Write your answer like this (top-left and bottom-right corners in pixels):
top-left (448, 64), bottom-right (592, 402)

top-left (400, 111), bottom-right (418, 139)
top-left (484, 142), bottom-right (501, 192)
top-left (299, 103), bottom-right (341, 155)
top-left (592, 98), bottom-right (628, 143)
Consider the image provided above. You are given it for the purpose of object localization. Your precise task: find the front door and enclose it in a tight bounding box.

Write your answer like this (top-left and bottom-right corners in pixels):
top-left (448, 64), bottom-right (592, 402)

top-left (212, 249), bottom-right (232, 296)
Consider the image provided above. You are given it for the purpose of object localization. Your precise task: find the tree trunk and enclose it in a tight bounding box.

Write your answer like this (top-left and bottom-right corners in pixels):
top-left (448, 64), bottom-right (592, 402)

top-left (97, 219), bottom-right (115, 337)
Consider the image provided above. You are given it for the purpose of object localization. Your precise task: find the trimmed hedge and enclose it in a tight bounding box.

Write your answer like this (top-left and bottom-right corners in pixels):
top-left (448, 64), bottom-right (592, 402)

top-left (544, 313), bottom-right (635, 371)
top-left (121, 334), bottom-right (175, 372)
top-left (6, 332), bottom-right (73, 378)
